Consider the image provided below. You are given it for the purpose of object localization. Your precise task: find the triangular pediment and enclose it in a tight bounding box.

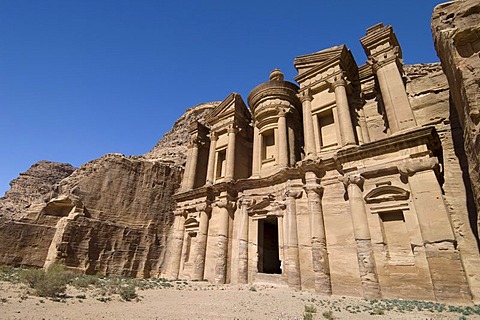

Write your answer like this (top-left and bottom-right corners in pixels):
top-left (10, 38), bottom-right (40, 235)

top-left (294, 45), bottom-right (358, 84)
top-left (205, 93), bottom-right (251, 126)
top-left (294, 45), bottom-right (346, 70)
top-left (364, 185), bottom-right (410, 204)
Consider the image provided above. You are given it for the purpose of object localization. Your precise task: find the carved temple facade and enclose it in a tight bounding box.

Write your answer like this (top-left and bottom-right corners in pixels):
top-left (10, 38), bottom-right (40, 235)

top-left (165, 24), bottom-right (475, 302)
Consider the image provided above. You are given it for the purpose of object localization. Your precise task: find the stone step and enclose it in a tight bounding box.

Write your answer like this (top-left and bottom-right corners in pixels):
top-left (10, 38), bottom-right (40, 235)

top-left (253, 273), bottom-right (288, 287)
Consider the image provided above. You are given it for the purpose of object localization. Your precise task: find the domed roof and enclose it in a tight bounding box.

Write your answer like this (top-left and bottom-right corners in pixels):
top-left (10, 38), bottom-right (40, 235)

top-left (247, 69), bottom-right (300, 114)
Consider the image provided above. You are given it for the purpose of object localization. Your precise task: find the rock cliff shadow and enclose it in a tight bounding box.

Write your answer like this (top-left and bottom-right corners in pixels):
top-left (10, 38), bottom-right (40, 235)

top-left (449, 94), bottom-right (480, 252)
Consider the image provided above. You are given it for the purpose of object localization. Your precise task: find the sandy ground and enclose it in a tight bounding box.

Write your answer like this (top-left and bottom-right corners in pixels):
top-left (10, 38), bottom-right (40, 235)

top-left (1, 280), bottom-right (479, 320)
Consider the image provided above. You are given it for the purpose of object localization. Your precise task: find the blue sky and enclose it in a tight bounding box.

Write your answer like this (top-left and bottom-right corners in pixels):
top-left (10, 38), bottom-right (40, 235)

top-left (1, 0), bottom-right (445, 196)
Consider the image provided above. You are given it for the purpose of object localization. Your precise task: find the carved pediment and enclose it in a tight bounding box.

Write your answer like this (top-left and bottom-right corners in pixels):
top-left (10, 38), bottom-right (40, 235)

top-left (205, 93), bottom-right (251, 127)
top-left (184, 217), bottom-right (199, 230)
top-left (364, 185), bottom-right (410, 204)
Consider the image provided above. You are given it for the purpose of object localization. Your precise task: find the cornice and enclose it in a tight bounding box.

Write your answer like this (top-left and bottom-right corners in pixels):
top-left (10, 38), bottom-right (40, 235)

top-left (335, 126), bottom-right (440, 163)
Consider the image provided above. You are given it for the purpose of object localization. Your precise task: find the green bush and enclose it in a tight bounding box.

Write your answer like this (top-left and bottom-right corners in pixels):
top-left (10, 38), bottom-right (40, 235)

top-left (19, 264), bottom-right (73, 298)
top-left (119, 285), bottom-right (137, 301)
top-left (305, 305), bottom-right (317, 313)
top-left (322, 310), bottom-right (334, 320)
top-left (303, 312), bottom-right (313, 320)
top-left (19, 268), bottom-right (45, 289)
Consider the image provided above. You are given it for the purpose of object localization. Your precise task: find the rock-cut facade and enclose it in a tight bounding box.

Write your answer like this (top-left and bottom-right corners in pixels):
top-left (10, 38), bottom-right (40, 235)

top-left (166, 23), bottom-right (478, 303)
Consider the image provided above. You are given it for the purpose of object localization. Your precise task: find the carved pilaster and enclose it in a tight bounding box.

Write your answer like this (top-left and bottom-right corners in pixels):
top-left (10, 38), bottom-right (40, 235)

top-left (341, 174), bottom-right (381, 299)
top-left (328, 75), bottom-right (356, 147)
top-left (192, 204), bottom-right (211, 280)
top-left (206, 132), bottom-right (218, 185)
top-left (237, 197), bottom-right (254, 284)
top-left (168, 210), bottom-right (186, 279)
top-left (213, 196), bottom-right (235, 284)
top-left (277, 109), bottom-right (289, 168)
top-left (299, 89), bottom-right (317, 156)
top-left (225, 125), bottom-right (237, 181)
top-left (304, 172), bottom-right (331, 295)
top-left (283, 189), bottom-right (302, 290)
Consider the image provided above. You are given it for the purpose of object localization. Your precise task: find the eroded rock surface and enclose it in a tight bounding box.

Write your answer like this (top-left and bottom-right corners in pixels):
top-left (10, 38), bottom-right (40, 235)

top-left (144, 102), bottom-right (220, 165)
top-left (432, 0), bottom-right (480, 232)
top-left (0, 161), bottom-right (76, 220)
top-left (0, 101), bottom-right (211, 275)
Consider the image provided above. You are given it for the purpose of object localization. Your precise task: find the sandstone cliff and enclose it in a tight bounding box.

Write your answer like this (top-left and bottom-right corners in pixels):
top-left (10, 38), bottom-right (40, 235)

top-left (432, 0), bottom-right (480, 234)
top-left (0, 101), bottom-right (217, 276)
top-left (0, 161), bottom-right (76, 220)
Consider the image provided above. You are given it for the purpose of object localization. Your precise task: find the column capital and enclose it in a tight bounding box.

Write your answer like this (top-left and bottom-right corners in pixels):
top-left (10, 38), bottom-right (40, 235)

top-left (368, 53), bottom-right (400, 73)
top-left (397, 157), bottom-right (439, 176)
top-left (340, 174), bottom-right (365, 189)
top-left (238, 196), bottom-right (255, 209)
top-left (328, 72), bottom-right (349, 90)
top-left (174, 209), bottom-right (186, 217)
top-left (187, 135), bottom-right (200, 148)
top-left (277, 108), bottom-right (287, 118)
top-left (227, 124), bottom-right (238, 134)
top-left (215, 198), bottom-right (236, 211)
top-left (284, 189), bottom-right (303, 200)
top-left (195, 203), bottom-right (212, 214)
top-left (209, 131), bottom-right (218, 141)
top-left (304, 184), bottom-right (324, 196)
top-left (298, 88), bottom-right (313, 103)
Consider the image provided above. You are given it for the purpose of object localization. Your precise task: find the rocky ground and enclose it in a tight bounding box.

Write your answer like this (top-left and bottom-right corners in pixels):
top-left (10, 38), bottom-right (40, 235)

top-left (1, 268), bottom-right (479, 320)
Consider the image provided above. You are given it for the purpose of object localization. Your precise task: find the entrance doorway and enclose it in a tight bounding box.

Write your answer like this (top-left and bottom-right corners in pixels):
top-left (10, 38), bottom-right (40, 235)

top-left (257, 216), bottom-right (281, 274)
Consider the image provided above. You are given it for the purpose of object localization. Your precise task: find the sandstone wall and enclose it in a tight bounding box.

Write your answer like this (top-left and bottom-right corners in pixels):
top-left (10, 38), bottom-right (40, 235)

top-left (432, 0), bottom-right (480, 235)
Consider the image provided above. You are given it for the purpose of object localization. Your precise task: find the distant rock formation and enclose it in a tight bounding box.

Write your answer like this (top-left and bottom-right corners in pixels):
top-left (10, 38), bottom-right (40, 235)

top-left (0, 161), bottom-right (76, 220)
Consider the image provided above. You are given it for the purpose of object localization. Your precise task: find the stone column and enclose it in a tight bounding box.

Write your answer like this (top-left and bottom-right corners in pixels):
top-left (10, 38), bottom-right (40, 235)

top-left (206, 132), bottom-right (218, 185)
top-left (358, 107), bottom-right (371, 144)
top-left (192, 205), bottom-right (211, 281)
top-left (312, 114), bottom-right (322, 152)
top-left (331, 77), bottom-right (356, 146)
top-left (284, 190), bottom-right (302, 290)
top-left (214, 195), bottom-right (234, 284)
top-left (181, 137), bottom-right (199, 191)
top-left (277, 109), bottom-right (289, 168)
top-left (237, 197), bottom-right (253, 284)
top-left (252, 123), bottom-right (261, 177)
top-left (299, 89), bottom-right (317, 157)
top-left (305, 172), bottom-right (331, 295)
top-left (372, 58), bottom-right (416, 133)
top-left (342, 174), bottom-right (381, 299)
top-left (169, 210), bottom-right (186, 279)
top-left (225, 125), bottom-right (237, 180)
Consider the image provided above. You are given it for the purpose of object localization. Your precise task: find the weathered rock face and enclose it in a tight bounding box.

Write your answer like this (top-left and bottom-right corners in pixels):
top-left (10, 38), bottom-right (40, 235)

top-left (0, 100), bottom-right (212, 275)
top-left (42, 154), bottom-right (183, 277)
top-left (432, 0), bottom-right (480, 234)
top-left (144, 102), bottom-right (220, 165)
top-left (0, 155), bottom-right (183, 277)
top-left (0, 161), bottom-right (76, 220)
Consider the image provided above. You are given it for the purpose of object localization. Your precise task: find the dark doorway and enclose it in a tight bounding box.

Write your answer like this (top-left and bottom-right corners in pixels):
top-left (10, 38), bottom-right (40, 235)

top-left (257, 216), bottom-right (281, 274)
